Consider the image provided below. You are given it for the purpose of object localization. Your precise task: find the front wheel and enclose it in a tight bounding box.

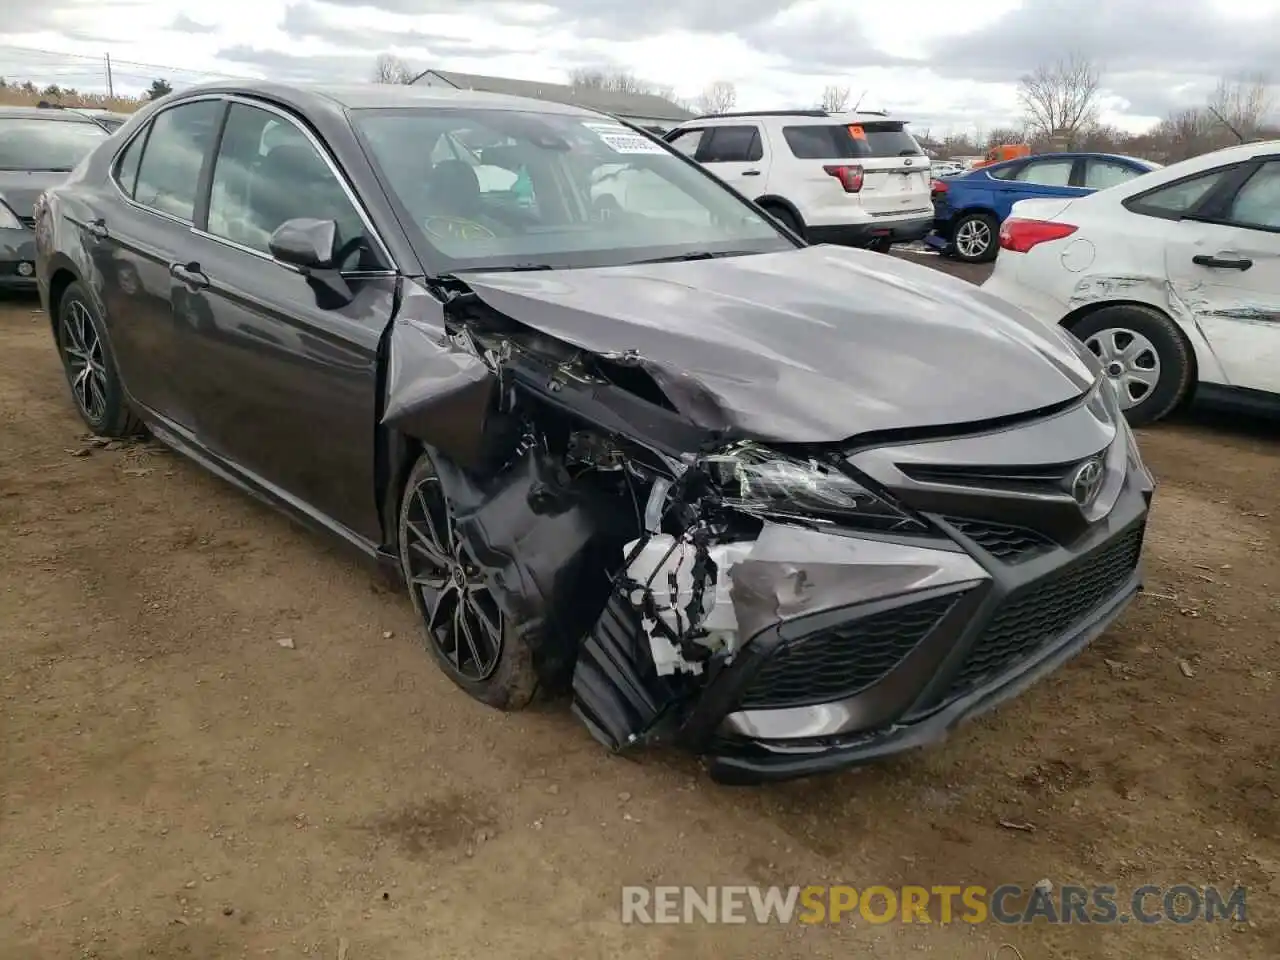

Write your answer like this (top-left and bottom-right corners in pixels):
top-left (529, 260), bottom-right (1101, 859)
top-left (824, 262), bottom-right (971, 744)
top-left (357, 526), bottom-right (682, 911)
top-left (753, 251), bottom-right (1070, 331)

top-left (398, 452), bottom-right (539, 710)
top-left (1069, 305), bottom-right (1194, 426)
top-left (951, 212), bottom-right (999, 263)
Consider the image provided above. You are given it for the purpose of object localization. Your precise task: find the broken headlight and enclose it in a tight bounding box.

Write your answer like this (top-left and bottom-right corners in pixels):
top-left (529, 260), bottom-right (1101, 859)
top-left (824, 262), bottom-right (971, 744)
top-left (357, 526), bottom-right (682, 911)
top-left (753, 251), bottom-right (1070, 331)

top-left (698, 443), bottom-right (925, 533)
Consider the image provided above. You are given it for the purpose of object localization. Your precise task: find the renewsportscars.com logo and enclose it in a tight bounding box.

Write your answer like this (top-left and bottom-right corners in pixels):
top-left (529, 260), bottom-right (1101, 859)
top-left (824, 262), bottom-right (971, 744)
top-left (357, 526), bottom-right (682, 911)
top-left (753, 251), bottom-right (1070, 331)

top-left (620, 884), bottom-right (1248, 925)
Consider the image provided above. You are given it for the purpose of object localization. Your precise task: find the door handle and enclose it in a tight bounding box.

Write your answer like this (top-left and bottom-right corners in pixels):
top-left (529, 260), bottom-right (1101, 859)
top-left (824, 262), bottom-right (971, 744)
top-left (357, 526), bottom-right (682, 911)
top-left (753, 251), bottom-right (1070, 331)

top-left (169, 261), bottom-right (210, 289)
top-left (85, 217), bottom-right (108, 241)
top-left (742, 170), bottom-right (761, 176)
top-left (1192, 254), bottom-right (1252, 271)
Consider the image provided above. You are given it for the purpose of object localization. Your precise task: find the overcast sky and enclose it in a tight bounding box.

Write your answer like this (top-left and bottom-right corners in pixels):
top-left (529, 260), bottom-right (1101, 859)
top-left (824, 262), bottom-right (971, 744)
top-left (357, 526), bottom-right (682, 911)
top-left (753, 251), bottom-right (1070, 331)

top-left (4, 0), bottom-right (1280, 135)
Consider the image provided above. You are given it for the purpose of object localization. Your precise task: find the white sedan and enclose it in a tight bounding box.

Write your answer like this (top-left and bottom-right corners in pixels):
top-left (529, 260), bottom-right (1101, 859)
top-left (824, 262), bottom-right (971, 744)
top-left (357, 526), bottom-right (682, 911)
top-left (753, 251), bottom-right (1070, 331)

top-left (981, 140), bottom-right (1280, 425)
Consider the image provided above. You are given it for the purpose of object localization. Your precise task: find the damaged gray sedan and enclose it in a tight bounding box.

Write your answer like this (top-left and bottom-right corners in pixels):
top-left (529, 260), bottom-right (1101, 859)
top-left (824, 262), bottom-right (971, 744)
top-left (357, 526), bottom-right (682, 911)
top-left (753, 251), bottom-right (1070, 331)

top-left (35, 81), bottom-right (1155, 783)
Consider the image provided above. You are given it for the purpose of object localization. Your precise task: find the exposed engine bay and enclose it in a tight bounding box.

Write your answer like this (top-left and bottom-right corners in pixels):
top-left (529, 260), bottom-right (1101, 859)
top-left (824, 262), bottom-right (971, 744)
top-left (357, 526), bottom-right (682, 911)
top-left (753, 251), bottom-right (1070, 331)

top-left (378, 253), bottom-right (1151, 783)
top-left (382, 274), bottom-right (928, 754)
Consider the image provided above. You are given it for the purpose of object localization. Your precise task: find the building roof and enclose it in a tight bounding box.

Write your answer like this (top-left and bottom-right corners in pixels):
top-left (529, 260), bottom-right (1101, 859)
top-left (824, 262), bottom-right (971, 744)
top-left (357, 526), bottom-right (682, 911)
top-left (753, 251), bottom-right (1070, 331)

top-left (413, 69), bottom-right (694, 122)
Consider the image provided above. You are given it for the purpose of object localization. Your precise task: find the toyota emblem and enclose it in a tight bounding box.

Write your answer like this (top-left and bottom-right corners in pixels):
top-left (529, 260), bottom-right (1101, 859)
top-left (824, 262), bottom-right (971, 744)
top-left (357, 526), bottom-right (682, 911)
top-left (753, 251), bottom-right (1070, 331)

top-left (1070, 458), bottom-right (1105, 507)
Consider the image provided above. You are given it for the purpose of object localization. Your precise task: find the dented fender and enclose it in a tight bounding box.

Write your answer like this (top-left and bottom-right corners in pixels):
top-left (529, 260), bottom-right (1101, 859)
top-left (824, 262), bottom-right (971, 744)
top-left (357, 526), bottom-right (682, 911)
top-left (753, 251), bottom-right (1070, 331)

top-left (380, 282), bottom-right (497, 468)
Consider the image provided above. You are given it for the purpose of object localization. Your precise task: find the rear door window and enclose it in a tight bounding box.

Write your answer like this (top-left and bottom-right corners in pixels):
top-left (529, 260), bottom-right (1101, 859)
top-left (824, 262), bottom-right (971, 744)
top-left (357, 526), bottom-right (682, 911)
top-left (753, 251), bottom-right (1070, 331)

top-left (1084, 158), bottom-right (1145, 190)
top-left (1223, 161), bottom-right (1280, 230)
top-left (132, 100), bottom-right (222, 221)
top-left (696, 126), bottom-right (762, 163)
top-left (1013, 158), bottom-right (1075, 187)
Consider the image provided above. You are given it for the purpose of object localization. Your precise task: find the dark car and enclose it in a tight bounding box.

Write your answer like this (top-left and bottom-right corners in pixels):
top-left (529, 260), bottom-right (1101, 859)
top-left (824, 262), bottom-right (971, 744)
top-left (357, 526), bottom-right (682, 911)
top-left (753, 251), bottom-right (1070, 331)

top-left (1, 106), bottom-right (111, 289)
top-left (928, 152), bottom-right (1159, 263)
top-left (35, 81), bottom-right (1154, 784)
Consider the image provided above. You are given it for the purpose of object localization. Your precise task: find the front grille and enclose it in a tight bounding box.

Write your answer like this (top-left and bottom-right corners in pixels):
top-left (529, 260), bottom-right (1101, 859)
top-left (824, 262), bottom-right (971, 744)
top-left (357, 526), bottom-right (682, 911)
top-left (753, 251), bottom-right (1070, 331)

top-left (739, 594), bottom-right (958, 710)
top-left (941, 516), bottom-right (1054, 563)
top-left (945, 523), bottom-right (1144, 696)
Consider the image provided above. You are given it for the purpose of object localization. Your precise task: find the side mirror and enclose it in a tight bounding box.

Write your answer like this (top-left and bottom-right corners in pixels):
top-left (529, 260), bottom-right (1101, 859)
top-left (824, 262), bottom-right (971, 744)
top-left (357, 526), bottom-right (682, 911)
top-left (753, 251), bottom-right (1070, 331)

top-left (267, 218), bottom-right (352, 305)
top-left (268, 218), bottom-right (339, 271)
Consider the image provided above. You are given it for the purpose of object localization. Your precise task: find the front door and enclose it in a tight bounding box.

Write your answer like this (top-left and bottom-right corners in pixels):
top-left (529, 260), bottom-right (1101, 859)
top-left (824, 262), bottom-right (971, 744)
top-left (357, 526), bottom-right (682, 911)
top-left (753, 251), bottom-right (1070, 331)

top-left (178, 100), bottom-right (397, 543)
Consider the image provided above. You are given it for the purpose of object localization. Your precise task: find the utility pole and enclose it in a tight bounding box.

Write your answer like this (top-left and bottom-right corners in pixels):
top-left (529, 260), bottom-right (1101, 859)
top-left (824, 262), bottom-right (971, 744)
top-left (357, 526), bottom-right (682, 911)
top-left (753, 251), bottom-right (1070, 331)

top-left (105, 53), bottom-right (114, 98)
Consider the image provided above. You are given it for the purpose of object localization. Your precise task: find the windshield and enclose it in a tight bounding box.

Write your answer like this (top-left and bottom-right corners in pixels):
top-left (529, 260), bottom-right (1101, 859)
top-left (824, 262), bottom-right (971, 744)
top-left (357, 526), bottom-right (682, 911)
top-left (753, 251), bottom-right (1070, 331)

top-left (353, 107), bottom-right (794, 272)
top-left (0, 117), bottom-right (107, 171)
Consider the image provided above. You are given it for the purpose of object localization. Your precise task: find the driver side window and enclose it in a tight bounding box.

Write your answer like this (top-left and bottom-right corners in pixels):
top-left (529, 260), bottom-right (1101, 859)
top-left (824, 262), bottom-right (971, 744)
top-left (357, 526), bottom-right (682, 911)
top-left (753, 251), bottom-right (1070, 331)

top-left (206, 103), bottom-right (373, 269)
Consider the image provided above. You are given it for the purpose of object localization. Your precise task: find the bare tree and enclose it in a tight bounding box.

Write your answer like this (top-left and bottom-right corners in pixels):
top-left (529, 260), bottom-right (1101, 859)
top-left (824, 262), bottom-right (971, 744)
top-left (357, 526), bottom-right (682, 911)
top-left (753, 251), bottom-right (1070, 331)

top-left (820, 84), bottom-right (850, 112)
top-left (1207, 72), bottom-right (1274, 141)
top-left (1017, 55), bottom-right (1101, 145)
top-left (695, 80), bottom-right (736, 116)
top-left (373, 53), bottom-right (416, 84)
top-left (570, 67), bottom-right (652, 95)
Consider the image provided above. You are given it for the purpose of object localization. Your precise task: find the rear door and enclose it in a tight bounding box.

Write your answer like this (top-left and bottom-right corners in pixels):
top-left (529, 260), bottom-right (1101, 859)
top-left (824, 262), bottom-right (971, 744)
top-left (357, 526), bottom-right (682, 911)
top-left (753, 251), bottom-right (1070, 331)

top-left (850, 121), bottom-right (931, 217)
top-left (87, 97), bottom-right (224, 432)
top-left (692, 124), bottom-right (769, 194)
top-left (1160, 158), bottom-right (1280, 395)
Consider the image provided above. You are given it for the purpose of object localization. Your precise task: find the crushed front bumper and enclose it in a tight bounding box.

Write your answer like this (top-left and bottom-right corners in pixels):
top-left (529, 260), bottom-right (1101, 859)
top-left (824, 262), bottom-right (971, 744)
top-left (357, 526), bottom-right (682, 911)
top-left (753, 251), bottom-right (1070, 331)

top-left (702, 494), bottom-right (1147, 783)
top-left (573, 387), bottom-right (1154, 784)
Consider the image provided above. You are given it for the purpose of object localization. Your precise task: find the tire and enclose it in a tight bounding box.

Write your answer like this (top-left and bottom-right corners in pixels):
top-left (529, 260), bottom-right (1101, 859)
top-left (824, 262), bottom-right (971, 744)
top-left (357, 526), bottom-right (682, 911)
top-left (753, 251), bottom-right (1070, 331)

top-left (1068, 304), bottom-right (1193, 427)
top-left (951, 212), bottom-right (999, 263)
top-left (762, 203), bottom-right (804, 240)
top-left (867, 236), bottom-right (893, 254)
top-left (398, 451), bottom-right (539, 710)
top-left (55, 281), bottom-right (144, 438)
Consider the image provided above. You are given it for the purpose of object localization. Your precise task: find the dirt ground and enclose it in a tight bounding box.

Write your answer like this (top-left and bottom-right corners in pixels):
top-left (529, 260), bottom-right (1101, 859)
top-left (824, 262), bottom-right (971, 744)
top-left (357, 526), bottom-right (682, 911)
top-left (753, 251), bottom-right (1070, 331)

top-left (1, 253), bottom-right (1276, 960)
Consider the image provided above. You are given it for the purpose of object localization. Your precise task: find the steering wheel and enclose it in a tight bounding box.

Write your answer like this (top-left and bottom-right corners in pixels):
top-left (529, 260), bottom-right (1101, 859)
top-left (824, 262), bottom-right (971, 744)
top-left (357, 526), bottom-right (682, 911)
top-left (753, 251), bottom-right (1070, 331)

top-left (423, 216), bottom-right (496, 242)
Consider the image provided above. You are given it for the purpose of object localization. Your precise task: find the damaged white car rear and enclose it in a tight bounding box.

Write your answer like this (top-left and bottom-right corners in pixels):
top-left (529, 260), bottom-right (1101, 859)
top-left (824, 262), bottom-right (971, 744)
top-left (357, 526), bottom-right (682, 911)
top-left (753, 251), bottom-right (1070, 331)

top-left (982, 140), bottom-right (1280, 426)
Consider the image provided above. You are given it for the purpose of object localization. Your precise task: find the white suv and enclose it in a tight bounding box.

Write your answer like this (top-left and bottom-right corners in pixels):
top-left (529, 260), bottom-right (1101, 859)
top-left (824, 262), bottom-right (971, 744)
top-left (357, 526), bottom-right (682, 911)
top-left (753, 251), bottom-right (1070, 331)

top-left (663, 110), bottom-right (933, 248)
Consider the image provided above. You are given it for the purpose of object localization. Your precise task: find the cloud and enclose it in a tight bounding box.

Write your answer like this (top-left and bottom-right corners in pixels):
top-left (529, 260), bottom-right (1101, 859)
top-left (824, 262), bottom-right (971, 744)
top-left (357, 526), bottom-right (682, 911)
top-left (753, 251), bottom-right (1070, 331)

top-left (927, 0), bottom-right (1280, 82)
top-left (171, 13), bottom-right (217, 33)
top-left (311, 0), bottom-right (789, 39)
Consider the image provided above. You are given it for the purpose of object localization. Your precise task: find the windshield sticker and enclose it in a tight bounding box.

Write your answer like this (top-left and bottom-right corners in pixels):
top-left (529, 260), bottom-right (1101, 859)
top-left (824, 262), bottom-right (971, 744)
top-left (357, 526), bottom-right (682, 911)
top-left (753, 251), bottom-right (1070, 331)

top-left (582, 121), bottom-right (666, 155)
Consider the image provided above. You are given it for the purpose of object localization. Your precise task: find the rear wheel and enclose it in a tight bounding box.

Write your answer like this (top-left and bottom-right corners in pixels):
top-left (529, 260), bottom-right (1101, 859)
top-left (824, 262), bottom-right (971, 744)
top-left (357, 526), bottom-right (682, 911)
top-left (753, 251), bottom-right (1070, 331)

top-left (1068, 305), bottom-right (1193, 426)
top-left (398, 451), bottom-right (539, 710)
top-left (55, 281), bottom-right (143, 438)
top-left (951, 212), bottom-right (999, 263)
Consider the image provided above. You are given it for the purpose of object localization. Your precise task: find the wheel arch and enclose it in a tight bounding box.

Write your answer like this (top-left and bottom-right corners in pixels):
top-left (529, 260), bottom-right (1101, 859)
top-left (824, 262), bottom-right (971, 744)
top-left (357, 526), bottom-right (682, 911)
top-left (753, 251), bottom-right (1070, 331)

top-left (954, 205), bottom-right (1001, 223)
top-left (752, 194), bottom-right (804, 226)
top-left (45, 257), bottom-right (82, 345)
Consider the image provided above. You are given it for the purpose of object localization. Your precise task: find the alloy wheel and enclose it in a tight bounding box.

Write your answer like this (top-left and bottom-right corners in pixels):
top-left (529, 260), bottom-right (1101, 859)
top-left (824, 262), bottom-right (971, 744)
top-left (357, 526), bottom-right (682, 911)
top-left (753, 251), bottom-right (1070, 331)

top-left (402, 472), bottom-right (504, 681)
top-left (954, 218), bottom-right (992, 259)
top-left (61, 300), bottom-right (108, 423)
top-left (1084, 327), bottom-right (1161, 409)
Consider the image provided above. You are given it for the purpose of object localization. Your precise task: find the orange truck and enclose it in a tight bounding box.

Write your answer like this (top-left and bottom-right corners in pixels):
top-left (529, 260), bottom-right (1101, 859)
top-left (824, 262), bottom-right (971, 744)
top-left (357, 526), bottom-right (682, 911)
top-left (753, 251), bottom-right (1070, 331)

top-left (972, 143), bottom-right (1030, 169)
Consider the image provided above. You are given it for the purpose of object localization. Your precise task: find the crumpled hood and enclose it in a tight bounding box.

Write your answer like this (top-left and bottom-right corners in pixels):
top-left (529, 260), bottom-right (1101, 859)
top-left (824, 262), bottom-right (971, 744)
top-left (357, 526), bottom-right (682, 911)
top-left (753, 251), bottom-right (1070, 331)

top-left (463, 245), bottom-right (1097, 444)
top-left (0, 169), bottom-right (67, 220)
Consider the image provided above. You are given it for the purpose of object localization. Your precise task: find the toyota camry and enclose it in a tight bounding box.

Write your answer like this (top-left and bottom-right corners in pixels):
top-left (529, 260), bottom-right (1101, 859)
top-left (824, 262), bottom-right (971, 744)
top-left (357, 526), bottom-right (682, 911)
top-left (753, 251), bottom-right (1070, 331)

top-left (35, 82), bottom-right (1154, 784)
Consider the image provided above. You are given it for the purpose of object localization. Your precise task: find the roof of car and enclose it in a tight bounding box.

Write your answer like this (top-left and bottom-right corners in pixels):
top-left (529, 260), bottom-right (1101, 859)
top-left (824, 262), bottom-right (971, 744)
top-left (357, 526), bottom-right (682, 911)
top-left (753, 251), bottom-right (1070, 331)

top-left (0, 105), bottom-right (105, 122)
top-left (170, 79), bottom-right (603, 117)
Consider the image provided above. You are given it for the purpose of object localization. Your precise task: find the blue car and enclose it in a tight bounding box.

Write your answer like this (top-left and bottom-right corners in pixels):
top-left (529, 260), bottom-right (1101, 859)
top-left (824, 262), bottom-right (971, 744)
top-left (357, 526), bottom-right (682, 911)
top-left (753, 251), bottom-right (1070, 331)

top-left (928, 153), bottom-right (1160, 263)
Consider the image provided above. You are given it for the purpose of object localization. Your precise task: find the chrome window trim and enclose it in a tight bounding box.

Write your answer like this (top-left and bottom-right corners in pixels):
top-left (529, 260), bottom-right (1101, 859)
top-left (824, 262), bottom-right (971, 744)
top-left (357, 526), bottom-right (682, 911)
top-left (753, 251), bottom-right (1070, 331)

top-left (189, 225), bottom-right (397, 279)
top-left (108, 93), bottom-right (224, 228)
top-left (107, 92), bottom-right (399, 273)
top-left (217, 94), bottom-right (397, 272)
